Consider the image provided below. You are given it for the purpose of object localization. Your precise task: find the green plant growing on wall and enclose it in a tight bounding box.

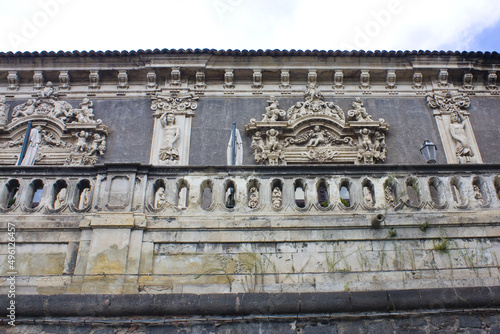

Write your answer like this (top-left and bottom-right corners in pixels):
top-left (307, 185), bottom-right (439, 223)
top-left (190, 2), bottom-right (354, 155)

top-left (238, 251), bottom-right (277, 292)
top-left (433, 238), bottom-right (450, 253)
top-left (356, 246), bottom-right (371, 271)
top-left (388, 228), bottom-right (397, 238)
top-left (340, 198), bottom-right (350, 207)
top-left (325, 243), bottom-right (353, 273)
top-left (419, 221), bottom-right (430, 232)
top-left (321, 201), bottom-right (329, 208)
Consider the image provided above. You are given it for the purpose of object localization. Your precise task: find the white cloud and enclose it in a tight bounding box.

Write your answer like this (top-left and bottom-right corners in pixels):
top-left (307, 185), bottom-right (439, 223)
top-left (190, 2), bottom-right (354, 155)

top-left (0, 0), bottom-right (499, 52)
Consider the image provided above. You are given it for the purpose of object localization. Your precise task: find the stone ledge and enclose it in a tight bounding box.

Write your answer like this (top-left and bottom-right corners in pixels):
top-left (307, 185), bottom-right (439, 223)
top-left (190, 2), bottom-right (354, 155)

top-left (7, 287), bottom-right (499, 317)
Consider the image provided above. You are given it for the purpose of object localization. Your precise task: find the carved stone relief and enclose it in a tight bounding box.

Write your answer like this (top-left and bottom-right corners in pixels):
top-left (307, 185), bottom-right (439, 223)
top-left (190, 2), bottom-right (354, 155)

top-left (245, 85), bottom-right (389, 165)
top-left (149, 93), bottom-right (198, 165)
top-left (427, 92), bottom-right (482, 164)
top-left (0, 89), bottom-right (108, 165)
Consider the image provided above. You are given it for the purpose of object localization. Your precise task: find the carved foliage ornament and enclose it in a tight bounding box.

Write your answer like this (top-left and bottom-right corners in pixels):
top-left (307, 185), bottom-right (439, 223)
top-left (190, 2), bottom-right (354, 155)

top-left (245, 85), bottom-right (389, 165)
top-left (0, 86), bottom-right (108, 165)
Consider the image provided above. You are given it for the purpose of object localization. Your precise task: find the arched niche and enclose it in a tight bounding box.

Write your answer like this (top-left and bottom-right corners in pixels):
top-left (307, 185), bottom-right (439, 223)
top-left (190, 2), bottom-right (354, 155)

top-left (271, 179), bottom-right (283, 210)
top-left (405, 177), bottom-right (421, 207)
top-left (383, 176), bottom-right (398, 207)
top-left (247, 179), bottom-right (260, 209)
top-left (361, 179), bottom-right (375, 207)
top-left (495, 176), bottom-right (500, 201)
top-left (152, 179), bottom-right (167, 210)
top-left (450, 177), bottom-right (465, 206)
top-left (428, 177), bottom-right (445, 207)
top-left (26, 179), bottom-right (44, 209)
top-left (177, 179), bottom-right (189, 209)
top-left (339, 179), bottom-right (351, 207)
top-left (51, 179), bottom-right (68, 210)
top-left (74, 179), bottom-right (92, 210)
top-left (316, 179), bottom-right (329, 207)
top-left (224, 180), bottom-right (236, 209)
top-left (472, 176), bottom-right (489, 206)
top-left (201, 179), bottom-right (213, 210)
top-left (0, 179), bottom-right (20, 210)
top-left (293, 179), bottom-right (306, 208)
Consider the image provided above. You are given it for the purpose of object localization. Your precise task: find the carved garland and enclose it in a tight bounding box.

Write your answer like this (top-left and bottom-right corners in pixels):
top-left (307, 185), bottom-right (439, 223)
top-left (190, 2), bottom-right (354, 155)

top-left (0, 86), bottom-right (108, 166)
top-left (245, 85), bottom-right (389, 165)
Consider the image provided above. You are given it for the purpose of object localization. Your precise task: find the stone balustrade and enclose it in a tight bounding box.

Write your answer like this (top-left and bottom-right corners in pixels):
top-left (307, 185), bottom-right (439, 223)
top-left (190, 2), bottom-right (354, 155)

top-left (1, 164), bottom-right (499, 215)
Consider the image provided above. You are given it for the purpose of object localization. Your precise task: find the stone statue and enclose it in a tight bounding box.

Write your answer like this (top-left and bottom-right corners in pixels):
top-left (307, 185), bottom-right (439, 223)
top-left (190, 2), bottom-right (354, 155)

top-left (154, 187), bottom-right (166, 209)
top-left (40, 81), bottom-right (55, 97)
top-left (248, 187), bottom-right (259, 209)
top-left (266, 129), bottom-right (280, 151)
top-left (348, 98), bottom-right (373, 121)
top-left (304, 83), bottom-right (323, 103)
top-left (74, 99), bottom-right (96, 123)
top-left (306, 126), bottom-right (326, 147)
top-left (473, 185), bottom-right (484, 204)
top-left (0, 97), bottom-right (9, 124)
top-left (385, 185), bottom-right (395, 206)
top-left (12, 99), bottom-right (37, 119)
top-left (20, 125), bottom-right (42, 166)
top-left (360, 128), bottom-right (372, 151)
top-left (449, 111), bottom-right (473, 162)
top-left (272, 187), bottom-right (282, 209)
top-left (262, 96), bottom-right (285, 121)
top-left (79, 187), bottom-right (91, 209)
top-left (159, 112), bottom-right (180, 164)
top-left (363, 186), bottom-right (374, 207)
top-left (53, 188), bottom-right (67, 210)
top-left (73, 131), bottom-right (89, 152)
top-left (88, 133), bottom-right (106, 155)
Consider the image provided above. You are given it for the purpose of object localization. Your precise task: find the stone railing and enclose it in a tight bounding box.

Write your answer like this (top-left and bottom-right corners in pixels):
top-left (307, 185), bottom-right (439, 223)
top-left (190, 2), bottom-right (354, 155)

top-left (1, 164), bottom-right (499, 215)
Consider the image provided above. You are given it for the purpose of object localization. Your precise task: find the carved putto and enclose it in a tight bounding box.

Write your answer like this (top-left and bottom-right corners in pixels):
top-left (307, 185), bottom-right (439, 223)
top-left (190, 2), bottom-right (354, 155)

top-left (0, 91), bottom-right (108, 166)
top-left (246, 85), bottom-right (389, 165)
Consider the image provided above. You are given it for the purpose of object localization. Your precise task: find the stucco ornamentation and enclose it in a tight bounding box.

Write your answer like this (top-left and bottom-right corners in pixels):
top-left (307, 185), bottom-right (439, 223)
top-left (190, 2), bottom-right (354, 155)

top-left (246, 85), bottom-right (389, 165)
top-left (0, 92), bottom-right (108, 165)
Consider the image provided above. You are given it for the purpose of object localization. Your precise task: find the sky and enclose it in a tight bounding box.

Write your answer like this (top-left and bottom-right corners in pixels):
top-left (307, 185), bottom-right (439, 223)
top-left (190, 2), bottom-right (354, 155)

top-left (1, 0), bottom-right (500, 53)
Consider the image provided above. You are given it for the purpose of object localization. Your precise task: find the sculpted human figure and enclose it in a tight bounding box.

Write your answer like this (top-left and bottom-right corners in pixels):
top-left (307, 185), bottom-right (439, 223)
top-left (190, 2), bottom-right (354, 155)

top-left (363, 186), bottom-right (374, 207)
top-left (53, 188), bottom-right (67, 210)
top-left (73, 131), bottom-right (89, 152)
top-left (385, 185), bottom-right (395, 206)
top-left (349, 98), bottom-right (373, 121)
top-left (154, 186), bottom-right (166, 209)
top-left (304, 83), bottom-right (323, 103)
top-left (79, 187), bottom-right (91, 209)
top-left (266, 129), bottom-right (280, 151)
top-left (272, 187), bottom-right (282, 209)
top-left (360, 128), bottom-right (372, 150)
top-left (12, 99), bottom-right (37, 119)
top-left (21, 125), bottom-right (42, 166)
top-left (159, 112), bottom-right (180, 164)
top-left (473, 185), bottom-right (484, 204)
top-left (306, 126), bottom-right (326, 147)
top-left (262, 96), bottom-right (285, 121)
top-left (0, 97), bottom-right (9, 124)
top-left (449, 111), bottom-right (473, 162)
top-left (88, 133), bottom-right (106, 155)
top-left (248, 187), bottom-right (259, 209)
top-left (40, 81), bottom-right (54, 97)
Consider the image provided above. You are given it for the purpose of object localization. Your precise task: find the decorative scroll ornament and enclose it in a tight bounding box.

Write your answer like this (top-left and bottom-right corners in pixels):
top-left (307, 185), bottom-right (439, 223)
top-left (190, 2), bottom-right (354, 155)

top-left (0, 87), bottom-right (108, 166)
top-left (150, 93), bottom-right (198, 165)
top-left (426, 92), bottom-right (482, 164)
top-left (245, 85), bottom-right (389, 165)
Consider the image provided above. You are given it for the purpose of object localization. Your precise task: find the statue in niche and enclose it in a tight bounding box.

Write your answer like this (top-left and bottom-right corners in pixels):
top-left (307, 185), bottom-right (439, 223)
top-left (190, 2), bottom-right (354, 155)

top-left (20, 125), bottom-right (42, 166)
top-left (88, 133), bottom-right (106, 156)
top-left (262, 96), bottom-right (285, 122)
top-left (248, 187), bottom-right (259, 209)
top-left (363, 186), bottom-right (374, 207)
top-left (159, 112), bottom-right (180, 164)
top-left (385, 185), bottom-right (395, 206)
top-left (53, 188), bottom-right (67, 210)
top-left (0, 97), bottom-right (9, 124)
top-left (348, 98), bottom-right (373, 122)
top-left (473, 185), bottom-right (485, 205)
top-left (449, 111), bottom-right (473, 163)
top-left (154, 187), bottom-right (166, 209)
top-left (79, 187), bottom-right (91, 209)
top-left (73, 130), bottom-right (89, 152)
top-left (272, 187), bottom-right (282, 209)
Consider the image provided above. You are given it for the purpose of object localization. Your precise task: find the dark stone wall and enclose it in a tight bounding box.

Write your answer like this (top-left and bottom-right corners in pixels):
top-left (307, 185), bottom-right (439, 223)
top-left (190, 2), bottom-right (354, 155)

top-left (468, 97), bottom-right (500, 164)
top-left (189, 97), bottom-right (447, 166)
top-left (85, 98), bottom-right (153, 164)
top-left (48, 95), bottom-right (497, 166)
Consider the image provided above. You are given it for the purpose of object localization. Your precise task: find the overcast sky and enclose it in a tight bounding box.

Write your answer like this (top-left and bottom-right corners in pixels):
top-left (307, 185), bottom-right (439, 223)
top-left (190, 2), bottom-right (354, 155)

top-left (1, 0), bottom-right (499, 53)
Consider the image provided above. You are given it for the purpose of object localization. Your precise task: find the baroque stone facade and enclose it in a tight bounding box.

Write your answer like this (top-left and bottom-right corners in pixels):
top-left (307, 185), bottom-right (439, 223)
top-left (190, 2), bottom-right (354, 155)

top-left (0, 49), bottom-right (500, 331)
